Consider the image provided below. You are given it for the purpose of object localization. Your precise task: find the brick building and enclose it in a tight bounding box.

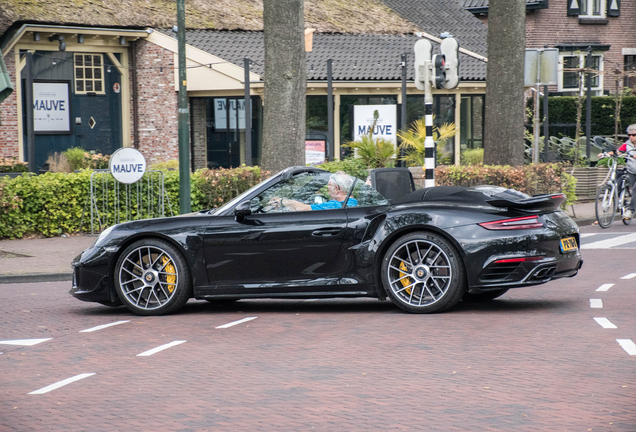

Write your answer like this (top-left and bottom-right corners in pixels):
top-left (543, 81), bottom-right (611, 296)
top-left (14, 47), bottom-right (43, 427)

top-left (465, 0), bottom-right (636, 96)
top-left (0, 1), bottom-right (489, 171)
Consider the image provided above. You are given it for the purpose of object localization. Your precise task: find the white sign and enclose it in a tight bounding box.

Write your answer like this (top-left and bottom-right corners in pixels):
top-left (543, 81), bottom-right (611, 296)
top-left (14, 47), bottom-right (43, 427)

top-left (33, 82), bottom-right (70, 132)
top-left (353, 105), bottom-right (397, 143)
top-left (109, 148), bottom-right (147, 184)
top-left (305, 140), bottom-right (326, 165)
top-left (214, 99), bottom-right (252, 130)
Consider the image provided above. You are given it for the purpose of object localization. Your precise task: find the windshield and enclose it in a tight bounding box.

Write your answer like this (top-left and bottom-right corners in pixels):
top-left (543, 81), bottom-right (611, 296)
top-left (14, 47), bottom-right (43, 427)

top-left (212, 173), bottom-right (282, 215)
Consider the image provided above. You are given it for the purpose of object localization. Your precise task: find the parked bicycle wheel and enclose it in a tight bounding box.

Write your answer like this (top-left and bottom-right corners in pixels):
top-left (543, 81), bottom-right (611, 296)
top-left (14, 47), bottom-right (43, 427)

top-left (595, 185), bottom-right (616, 228)
top-left (620, 186), bottom-right (632, 225)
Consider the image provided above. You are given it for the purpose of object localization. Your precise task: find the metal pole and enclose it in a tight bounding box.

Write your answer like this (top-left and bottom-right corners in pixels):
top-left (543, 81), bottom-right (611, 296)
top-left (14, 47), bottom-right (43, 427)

top-left (327, 59), bottom-right (334, 161)
top-left (424, 76), bottom-right (435, 188)
top-left (586, 46), bottom-right (592, 160)
top-left (25, 52), bottom-right (35, 173)
top-left (401, 53), bottom-right (407, 168)
top-left (177, 0), bottom-right (191, 214)
top-left (543, 84), bottom-right (549, 162)
top-left (533, 50), bottom-right (542, 164)
top-left (244, 57), bottom-right (252, 166)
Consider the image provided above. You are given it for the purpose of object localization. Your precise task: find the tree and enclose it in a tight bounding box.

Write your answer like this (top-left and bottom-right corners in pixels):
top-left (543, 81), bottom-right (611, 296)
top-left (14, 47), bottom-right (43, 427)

top-left (483, 0), bottom-right (526, 166)
top-left (261, 0), bottom-right (306, 174)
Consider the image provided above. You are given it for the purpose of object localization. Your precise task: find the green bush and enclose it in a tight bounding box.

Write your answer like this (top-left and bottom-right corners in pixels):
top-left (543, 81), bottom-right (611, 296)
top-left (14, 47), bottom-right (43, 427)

top-left (0, 165), bottom-right (267, 239)
top-left (460, 148), bottom-right (484, 165)
top-left (62, 147), bottom-right (110, 171)
top-left (315, 157), bottom-right (369, 179)
top-left (0, 157), bottom-right (28, 173)
top-left (532, 96), bottom-right (636, 137)
top-left (435, 163), bottom-right (577, 206)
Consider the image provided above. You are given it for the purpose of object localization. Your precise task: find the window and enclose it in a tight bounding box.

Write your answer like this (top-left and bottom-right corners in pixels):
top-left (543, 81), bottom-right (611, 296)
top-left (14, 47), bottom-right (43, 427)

top-left (74, 54), bottom-right (104, 94)
top-left (559, 54), bottom-right (603, 93)
top-left (579, 0), bottom-right (604, 17)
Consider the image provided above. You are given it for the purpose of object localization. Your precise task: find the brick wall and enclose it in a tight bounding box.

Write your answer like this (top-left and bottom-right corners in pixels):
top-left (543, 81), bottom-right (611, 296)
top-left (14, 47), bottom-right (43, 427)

top-left (134, 40), bottom-right (181, 165)
top-left (0, 53), bottom-right (20, 158)
top-left (526, 0), bottom-right (636, 94)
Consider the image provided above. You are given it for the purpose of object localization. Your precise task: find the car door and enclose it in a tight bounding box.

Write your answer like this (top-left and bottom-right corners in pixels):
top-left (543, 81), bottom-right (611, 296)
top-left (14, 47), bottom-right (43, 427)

top-left (202, 208), bottom-right (348, 289)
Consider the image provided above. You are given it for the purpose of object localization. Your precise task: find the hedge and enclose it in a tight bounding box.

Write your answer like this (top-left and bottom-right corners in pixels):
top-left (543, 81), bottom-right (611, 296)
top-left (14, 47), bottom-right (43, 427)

top-left (531, 96), bottom-right (636, 137)
top-left (0, 166), bottom-right (266, 239)
top-left (435, 163), bottom-right (577, 205)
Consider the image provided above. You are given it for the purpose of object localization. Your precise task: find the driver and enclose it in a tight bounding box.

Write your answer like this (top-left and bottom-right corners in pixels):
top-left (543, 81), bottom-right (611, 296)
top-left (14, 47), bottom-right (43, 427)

top-left (269, 171), bottom-right (358, 211)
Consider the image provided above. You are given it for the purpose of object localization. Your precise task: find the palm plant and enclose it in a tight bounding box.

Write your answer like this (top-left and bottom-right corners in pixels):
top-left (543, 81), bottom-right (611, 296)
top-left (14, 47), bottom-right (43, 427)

top-left (343, 110), bottom-right (396, 168)
top-left (397, 118), bottom-right (456, 166)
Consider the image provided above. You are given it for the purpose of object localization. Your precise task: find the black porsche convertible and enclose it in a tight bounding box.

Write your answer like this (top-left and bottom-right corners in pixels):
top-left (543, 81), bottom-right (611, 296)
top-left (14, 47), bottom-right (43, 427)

top-left (70, 166), bottom-right (582, 315)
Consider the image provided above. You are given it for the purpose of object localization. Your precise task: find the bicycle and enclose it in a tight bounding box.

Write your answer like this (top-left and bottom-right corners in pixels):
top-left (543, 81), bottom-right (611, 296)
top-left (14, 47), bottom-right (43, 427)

top-left (595, 152), bottom-right (633, 228)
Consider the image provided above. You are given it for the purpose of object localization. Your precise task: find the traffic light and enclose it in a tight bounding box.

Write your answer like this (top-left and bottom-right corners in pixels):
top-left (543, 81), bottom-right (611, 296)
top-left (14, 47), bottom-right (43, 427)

top-left (413, 39), bottom-right (432, 91)
top-left (433, 54), bottom-right (445, 89)
top-left (440, 37), bottom-right (460, 89)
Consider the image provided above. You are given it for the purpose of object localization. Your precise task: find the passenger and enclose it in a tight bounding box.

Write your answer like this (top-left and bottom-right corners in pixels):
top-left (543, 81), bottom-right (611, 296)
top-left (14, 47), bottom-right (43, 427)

top-left (269, 171), bottom-right (358, 211)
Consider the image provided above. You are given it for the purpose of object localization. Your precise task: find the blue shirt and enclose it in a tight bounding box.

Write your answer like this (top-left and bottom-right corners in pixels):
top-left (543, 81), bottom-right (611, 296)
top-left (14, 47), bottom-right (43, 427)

top-left (310, 197), bottom-right (358, 211)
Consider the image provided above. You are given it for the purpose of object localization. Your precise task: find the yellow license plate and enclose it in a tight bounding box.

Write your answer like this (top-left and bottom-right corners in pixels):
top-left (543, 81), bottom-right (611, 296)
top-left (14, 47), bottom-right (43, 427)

top-left (560, 236), bottom-right (578, 252)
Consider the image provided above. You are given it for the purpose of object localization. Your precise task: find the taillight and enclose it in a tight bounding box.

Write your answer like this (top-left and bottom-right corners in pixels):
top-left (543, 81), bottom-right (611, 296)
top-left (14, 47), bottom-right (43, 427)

top-left (494, 256), bottom-right (544, 263)
top-left (479, 215), bottom-right (543, 230)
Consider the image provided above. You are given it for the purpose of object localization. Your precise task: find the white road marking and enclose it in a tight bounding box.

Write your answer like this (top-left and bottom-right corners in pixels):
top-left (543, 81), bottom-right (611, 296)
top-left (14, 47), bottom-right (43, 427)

top-left (581, 233), bottom-right (636, 249)
top-left (137, 340), bottom-right (186, 357)
top-left (580, 233), bottom-right (597, 238)
top-left (616, 339), bottom-right (636, 355)
top-left (589, 299), bottom-right (603, 308)
top-left (0, 338), bottom-right (52, 346)
top-left (216, 317), bottom-right (258, 329)
top-left (596, 284), bottom-right (614, 292)
top-left (29, 373), bottom-right (96, 395)
top-left (620, 273), bottom-right (636, 280)
top-left (594, 317), bottom-right (618, 329)
top-left (80, 320), bottom-right (130, 333)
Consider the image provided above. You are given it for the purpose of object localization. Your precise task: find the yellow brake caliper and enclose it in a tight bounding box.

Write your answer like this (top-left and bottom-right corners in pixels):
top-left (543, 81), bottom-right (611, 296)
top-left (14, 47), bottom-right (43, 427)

top-left (162, 256), bottom-right (176, 293)
top-left (399, 262), bottom-right (412, 295)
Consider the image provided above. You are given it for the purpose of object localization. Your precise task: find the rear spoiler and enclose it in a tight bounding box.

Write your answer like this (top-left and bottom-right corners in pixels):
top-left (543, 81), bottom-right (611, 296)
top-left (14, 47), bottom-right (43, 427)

top-left (486, 193), bottom-right (566, 212)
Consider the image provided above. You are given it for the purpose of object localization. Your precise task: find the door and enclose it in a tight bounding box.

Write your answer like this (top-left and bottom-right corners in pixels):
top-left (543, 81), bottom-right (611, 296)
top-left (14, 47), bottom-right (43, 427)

top-left (202, 170), bottom-right (351, 291)
top-left (203, 209), bottom-right (347, 289)
top-left (206, 98), bottom-right (245, 168)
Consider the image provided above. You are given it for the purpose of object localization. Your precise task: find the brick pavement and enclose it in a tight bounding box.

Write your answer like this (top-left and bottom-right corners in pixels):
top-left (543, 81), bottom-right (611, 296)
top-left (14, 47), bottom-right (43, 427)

top-left (1, 246), bottom-right (635, 432)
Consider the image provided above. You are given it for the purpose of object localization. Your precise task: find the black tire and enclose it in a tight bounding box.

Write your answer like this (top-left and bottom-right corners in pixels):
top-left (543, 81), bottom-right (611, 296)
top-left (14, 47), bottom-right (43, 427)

top-left (462, 288), bottom-right (509, 303)
top-left (381, 232), bottom-right (466, 313)
top-left (620, 187), bottom-right (632, 225)
top-left (114, 239), bottom-right (192, 316)
top-left (595, 185), bottom-right (616, 229)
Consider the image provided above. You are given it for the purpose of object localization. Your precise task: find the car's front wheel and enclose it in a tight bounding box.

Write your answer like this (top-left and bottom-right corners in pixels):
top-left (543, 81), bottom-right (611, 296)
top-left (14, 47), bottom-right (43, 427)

top-left (381, 232), bottom-right (466, 313)
top-left (114, 239), bottom-right (192, 316)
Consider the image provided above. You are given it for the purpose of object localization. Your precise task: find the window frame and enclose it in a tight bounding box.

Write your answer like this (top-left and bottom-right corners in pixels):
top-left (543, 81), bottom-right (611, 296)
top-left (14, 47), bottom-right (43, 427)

top-left (74, 53), bottom-right (106, 95)
top-left (579, 0), bottom-right (605, 18)
top-left (558, 53), bottom-right (604, 93)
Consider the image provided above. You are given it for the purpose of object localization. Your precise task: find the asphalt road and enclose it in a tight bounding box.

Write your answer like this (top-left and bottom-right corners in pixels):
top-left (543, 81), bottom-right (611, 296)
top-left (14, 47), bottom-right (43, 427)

top-left (1, 226), bottom-right (635, 431)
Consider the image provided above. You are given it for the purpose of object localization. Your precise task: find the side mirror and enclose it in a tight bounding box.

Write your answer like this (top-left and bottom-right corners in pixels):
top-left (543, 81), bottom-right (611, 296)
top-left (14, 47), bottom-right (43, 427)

top-left (234, 200), bottom-right (252, 222)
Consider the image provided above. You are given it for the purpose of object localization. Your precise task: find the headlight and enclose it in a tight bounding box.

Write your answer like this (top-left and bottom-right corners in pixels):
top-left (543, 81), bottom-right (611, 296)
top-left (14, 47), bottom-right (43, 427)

top-left (94, 225), bottom-right (116, 247)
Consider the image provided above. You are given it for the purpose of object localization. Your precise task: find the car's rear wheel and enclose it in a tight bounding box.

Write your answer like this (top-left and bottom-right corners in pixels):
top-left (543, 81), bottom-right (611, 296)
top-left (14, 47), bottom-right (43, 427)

top-left (115, 239), bottom-right (191, 316)
top-left (462, 288), bottom-right (509, 303)
top-left (381, 232), bottom-right (466, 313)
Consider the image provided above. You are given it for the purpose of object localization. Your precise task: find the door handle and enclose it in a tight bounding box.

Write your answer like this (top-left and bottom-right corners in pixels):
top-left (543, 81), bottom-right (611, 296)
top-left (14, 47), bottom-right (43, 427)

top-left (312, 228), bottom-right (341, 237)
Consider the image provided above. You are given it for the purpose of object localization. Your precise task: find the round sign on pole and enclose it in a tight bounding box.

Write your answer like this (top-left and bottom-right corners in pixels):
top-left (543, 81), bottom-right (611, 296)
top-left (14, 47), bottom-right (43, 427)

top-left (109, 148), bottom-right (146, 184)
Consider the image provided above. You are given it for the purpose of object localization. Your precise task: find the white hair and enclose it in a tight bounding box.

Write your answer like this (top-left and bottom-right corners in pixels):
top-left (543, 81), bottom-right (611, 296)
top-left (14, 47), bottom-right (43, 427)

top-left (330, 171), bottom-right (354, 191)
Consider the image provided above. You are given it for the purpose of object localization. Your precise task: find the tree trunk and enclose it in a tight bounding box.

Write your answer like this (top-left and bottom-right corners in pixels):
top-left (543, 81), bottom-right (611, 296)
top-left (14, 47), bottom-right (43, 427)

top-left (262, 0), bottom-right (306, 174)
top-left (483, 0), bottom-right (526, 166)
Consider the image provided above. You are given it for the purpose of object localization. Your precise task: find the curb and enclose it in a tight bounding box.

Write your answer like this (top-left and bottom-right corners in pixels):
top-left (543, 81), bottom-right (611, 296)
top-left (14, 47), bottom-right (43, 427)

top-left (0, 273), bottom-right (72, 285)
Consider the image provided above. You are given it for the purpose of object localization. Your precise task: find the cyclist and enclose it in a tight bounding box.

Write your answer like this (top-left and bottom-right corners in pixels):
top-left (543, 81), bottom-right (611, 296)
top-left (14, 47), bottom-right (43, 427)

top-left (602, 124), bottom-right (636, 219)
